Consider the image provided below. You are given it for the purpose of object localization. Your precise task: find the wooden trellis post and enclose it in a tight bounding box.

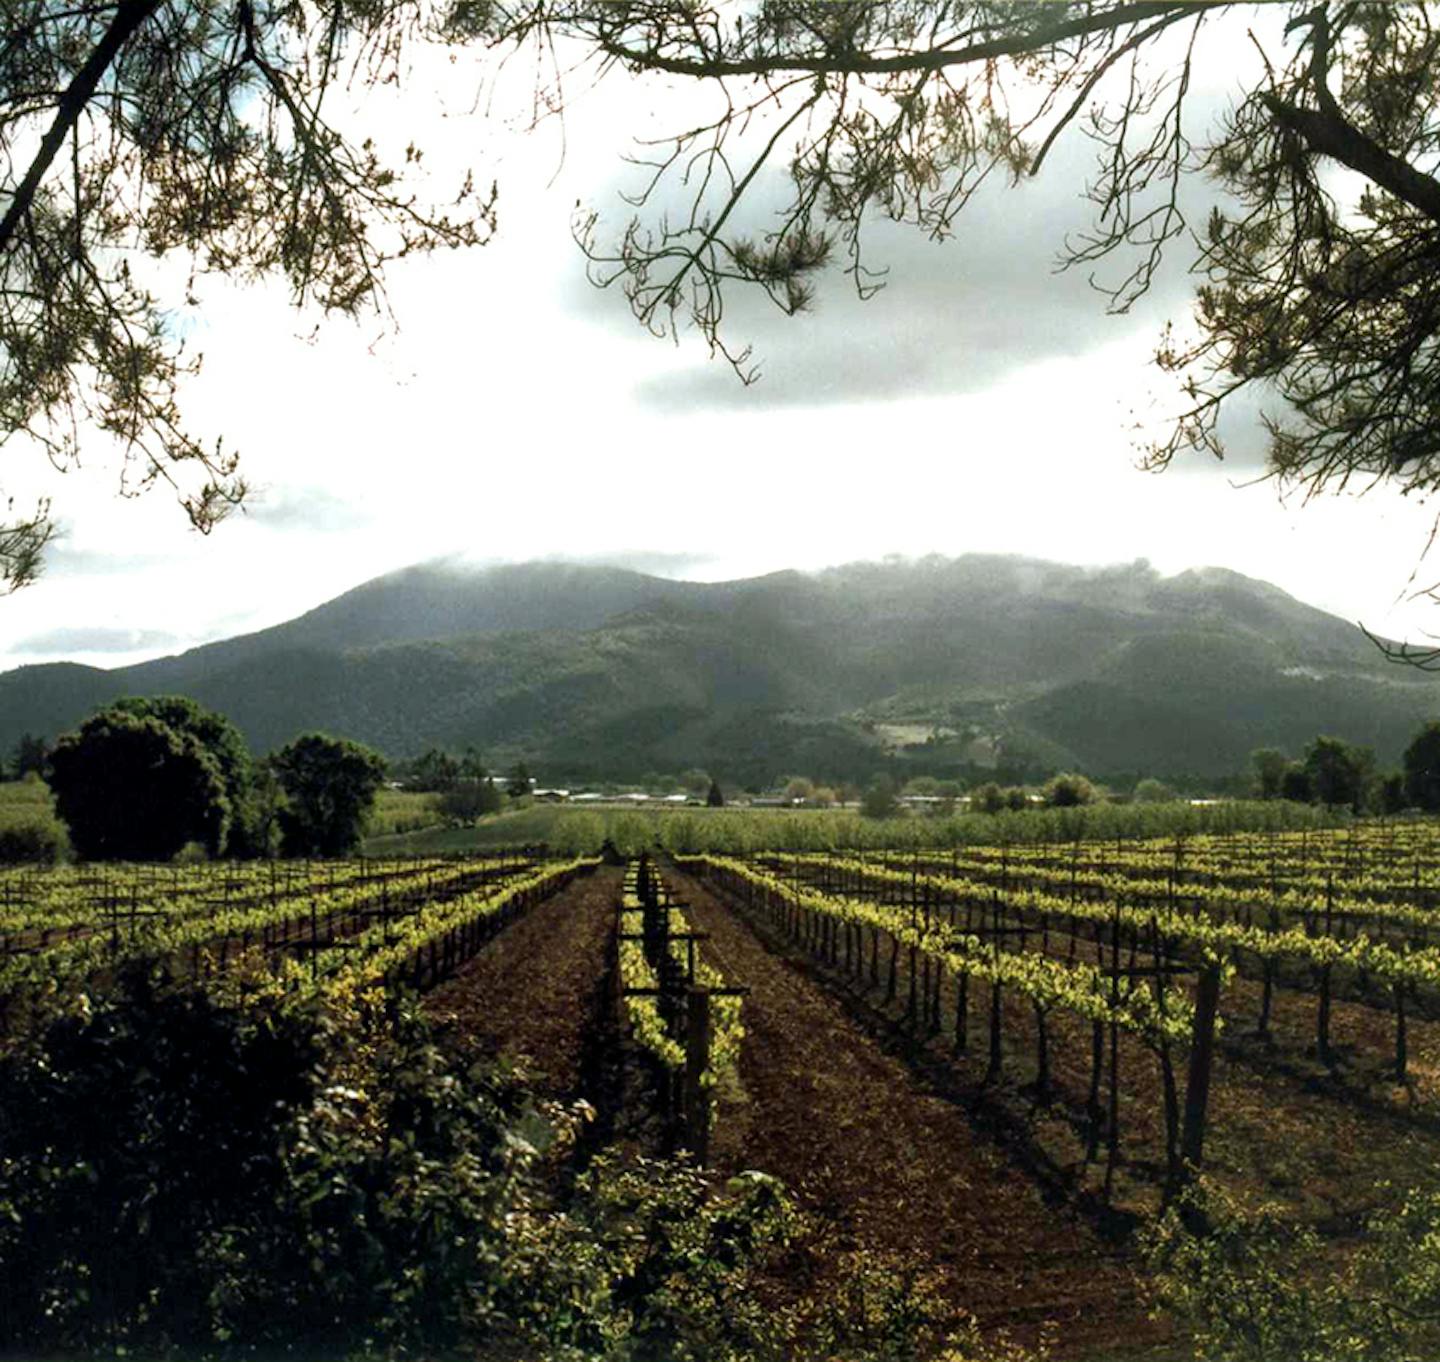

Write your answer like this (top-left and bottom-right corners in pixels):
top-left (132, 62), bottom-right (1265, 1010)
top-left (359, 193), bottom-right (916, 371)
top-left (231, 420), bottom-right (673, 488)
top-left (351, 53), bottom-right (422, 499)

top-left (683, 987), bottom-right (712, 1164)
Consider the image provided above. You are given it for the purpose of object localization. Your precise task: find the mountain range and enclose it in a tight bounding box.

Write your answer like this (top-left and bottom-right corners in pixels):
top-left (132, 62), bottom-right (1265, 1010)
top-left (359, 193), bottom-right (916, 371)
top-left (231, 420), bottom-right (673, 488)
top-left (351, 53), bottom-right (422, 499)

top-left (4, 554), bottom-right (1440, 787)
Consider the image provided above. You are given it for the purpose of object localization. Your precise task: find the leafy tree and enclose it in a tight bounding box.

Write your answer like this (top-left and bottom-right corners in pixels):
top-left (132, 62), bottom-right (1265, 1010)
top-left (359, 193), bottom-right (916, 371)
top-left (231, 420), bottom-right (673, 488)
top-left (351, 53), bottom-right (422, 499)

top-left (859, 776), bottom-right (898, 820)
top-left (706, 779), bottom-right (725, 808)
top-left (1042, 773), bottom-right (1099, 808)
top-left (47, 709), bottom-right (229, 860)
top-left (114, 695), bottom-right (251, 815)
top-left (410, 747), bottom-right (461, 793)
top-left (109, 695), bottom-right (274, 857)
top-left (0, 0), bottom-right (496, 592)
top-left (1133, 777), bottom-right (1177, 804)
top-left (458, 747), bottom-right (488, 781)
top-left (1303, 735), bottom-right (1374, 811)
top-left (680, 768), bottom-right (712, 796)
top-left (1251, 749), bottom-right (1290, 801)
top-left (1280, 763), bottom-right (1315, 804)
top-left (1404, 721), bottom-right (1440, 812)
top-left (271, 733), bottom-right (386, 857)
top-left (230, 760), bottom-right (285, 860)
top-left (18, 2), bottom-right (1440, 606)
top-left (782, 776), bottom-right (814, 804)
top-left (10, 733), bottom-right (49, 780)
top-left (1005, 787), bottom-right (1031, 812)
top-left (15, 4), bottom-right (1440, 602)
top-left (506, 761), bottom-right (533, 799)
top-left (970, 782), bottom-right (1006, 815)
top-left (1377, 770), bottom-right (1408, 816)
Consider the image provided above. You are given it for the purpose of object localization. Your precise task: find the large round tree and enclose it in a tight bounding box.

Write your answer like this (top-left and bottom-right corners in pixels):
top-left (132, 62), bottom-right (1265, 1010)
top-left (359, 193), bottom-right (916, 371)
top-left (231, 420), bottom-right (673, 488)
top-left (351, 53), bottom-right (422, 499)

top-left (47, 709), bottom-right (230, 861)
top-left (112, 695), bottom-right (251, 809)
top-left (111, 695), bottom-right (266, 855)
top-left (271, 734), bottom-right (387, 857)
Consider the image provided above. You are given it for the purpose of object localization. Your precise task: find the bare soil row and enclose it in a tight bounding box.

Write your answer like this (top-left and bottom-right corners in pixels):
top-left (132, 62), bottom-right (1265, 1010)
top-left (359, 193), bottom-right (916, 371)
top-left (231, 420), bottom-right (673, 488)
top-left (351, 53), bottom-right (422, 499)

top-left (424, 862), bottom-right (1177, 1359)
top-left (666, 865), bottom-right (1171, 1359)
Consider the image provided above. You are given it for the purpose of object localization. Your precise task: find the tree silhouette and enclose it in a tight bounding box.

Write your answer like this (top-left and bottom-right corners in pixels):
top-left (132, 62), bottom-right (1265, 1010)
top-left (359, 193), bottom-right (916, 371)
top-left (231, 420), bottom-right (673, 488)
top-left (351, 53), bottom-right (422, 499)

top-left (48, 708), bottom-right (229, 860)
top-left (1404, 721), bottom-right (1440, 811)
top-left (272, 733), bottom-right (386, 857)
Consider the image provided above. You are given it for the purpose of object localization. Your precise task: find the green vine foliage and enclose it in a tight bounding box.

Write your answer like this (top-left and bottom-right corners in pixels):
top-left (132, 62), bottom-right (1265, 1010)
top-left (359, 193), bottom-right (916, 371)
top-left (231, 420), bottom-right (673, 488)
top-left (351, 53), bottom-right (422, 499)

top-left (1146, 1179), bottom-right (1440, 1362)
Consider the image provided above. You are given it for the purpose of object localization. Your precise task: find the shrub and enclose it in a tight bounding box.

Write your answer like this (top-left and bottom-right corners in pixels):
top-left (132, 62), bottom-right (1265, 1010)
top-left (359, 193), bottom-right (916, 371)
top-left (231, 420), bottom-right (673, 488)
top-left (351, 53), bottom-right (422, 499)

top-left (0, 809), bottom-right (65, 863)
top-left (1041, 773), bottom-right (1099, 808)
top-left (437, 779), bottom-right (502, 824)
top-left (1146, 1179), bottom-right (1440, 1362)
top-left (0, 971), bottom-right (815, 1361)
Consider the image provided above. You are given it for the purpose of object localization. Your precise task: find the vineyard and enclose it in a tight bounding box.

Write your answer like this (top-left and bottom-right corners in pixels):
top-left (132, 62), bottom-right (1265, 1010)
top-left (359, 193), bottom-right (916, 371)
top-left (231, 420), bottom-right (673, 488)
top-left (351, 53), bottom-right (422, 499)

top-left (686, 822), bottom-right (1440, 1212)
top-left (8, 822), bottom-right (1440, 1358)
top-left (0, 849), bottom-right (590, 1023)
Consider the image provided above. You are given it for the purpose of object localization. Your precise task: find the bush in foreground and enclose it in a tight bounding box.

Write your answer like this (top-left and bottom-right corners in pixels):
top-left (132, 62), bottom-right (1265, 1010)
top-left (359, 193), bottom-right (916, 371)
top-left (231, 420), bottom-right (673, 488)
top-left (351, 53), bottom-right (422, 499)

top-left (0, 972), bottom-right (1034, 1362)
top-left (0, 970), bottom-right (785, 1359)
top-left (1146, 1179), bottom-right (1440, 1362)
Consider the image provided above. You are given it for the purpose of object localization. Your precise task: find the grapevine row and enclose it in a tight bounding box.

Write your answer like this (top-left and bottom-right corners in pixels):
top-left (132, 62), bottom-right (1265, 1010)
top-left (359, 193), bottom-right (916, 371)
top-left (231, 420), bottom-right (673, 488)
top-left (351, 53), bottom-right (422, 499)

top-left (685, 854), bottom-right (1224, 1200)
top-left (615, 857), bottom-right (744, 1160)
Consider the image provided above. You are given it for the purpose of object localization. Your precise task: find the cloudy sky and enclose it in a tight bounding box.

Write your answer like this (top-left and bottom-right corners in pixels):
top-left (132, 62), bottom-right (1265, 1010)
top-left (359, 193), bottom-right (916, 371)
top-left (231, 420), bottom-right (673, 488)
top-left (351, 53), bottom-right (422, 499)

top-left (6, 8), bottom-right (1440, 674)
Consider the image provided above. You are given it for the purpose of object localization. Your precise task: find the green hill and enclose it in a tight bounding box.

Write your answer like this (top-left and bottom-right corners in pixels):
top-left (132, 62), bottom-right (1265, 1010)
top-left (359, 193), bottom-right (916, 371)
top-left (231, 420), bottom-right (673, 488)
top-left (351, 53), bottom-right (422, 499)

top-left (4, 554), bottom-right (1438, 784)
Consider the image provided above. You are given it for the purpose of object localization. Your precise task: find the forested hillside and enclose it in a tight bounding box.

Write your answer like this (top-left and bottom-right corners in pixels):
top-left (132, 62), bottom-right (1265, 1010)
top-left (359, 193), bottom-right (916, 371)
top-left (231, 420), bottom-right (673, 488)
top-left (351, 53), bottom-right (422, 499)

top-left (4, 555), bottom-right (1436, 783)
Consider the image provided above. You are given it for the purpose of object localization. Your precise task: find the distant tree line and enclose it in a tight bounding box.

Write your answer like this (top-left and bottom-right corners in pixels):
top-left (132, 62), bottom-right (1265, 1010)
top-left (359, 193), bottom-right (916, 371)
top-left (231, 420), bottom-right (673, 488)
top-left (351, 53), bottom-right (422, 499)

top-left (18, 708), bottom-right (1440, 863)
top-left (32, 697), bottom-right (388, 861)
top-left (1249, 729), bottom-right (1436, 815)
top-left (394, 746), bottom-right (507, 823)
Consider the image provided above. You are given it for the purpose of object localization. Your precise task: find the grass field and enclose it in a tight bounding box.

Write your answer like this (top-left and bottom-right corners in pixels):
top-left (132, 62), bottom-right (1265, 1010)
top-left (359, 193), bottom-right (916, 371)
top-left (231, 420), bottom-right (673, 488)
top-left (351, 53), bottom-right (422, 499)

top-left (364, 786), bottom-right (444, 838)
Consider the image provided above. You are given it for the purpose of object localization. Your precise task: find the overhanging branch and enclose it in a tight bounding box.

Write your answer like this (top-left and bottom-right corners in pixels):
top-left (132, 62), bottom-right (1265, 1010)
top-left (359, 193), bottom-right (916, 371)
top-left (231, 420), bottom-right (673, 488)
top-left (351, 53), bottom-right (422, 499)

top-left (0, 0), bottom-right (163, 255)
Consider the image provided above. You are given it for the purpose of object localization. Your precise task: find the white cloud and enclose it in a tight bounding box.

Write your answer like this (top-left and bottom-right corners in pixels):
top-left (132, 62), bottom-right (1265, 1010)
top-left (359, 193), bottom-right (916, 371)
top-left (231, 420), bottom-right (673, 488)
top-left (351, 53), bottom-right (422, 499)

top-left (6, 12), bottom-right (1440, 674)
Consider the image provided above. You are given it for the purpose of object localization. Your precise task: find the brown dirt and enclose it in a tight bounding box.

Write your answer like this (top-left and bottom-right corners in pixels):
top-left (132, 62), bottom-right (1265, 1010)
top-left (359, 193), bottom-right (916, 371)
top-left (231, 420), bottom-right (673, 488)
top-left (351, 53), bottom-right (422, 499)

top-left (666, 866), bottom-right (1173, 1361)
top-left (422, 865), bottom-right (621, 1098)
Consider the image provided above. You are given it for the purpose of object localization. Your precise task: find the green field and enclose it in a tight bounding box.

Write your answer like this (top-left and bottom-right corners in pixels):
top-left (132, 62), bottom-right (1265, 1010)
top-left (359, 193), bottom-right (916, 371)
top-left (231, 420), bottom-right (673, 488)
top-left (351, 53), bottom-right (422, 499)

top-left (364, 786), bottom-right (444, 838)
top-left (358, 796), bottom-right (1346, 859)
